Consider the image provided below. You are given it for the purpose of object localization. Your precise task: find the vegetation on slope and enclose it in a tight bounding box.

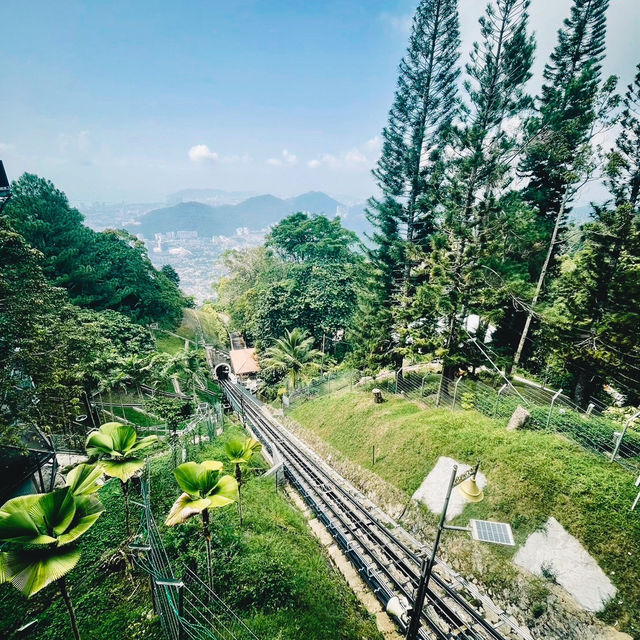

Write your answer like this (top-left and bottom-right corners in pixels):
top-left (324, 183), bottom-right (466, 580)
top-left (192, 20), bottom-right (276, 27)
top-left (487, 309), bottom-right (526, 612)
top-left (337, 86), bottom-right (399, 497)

top-left (289, 389), bottom-right (640, 636)
top-left (151, 422), bottom-right (383, 640)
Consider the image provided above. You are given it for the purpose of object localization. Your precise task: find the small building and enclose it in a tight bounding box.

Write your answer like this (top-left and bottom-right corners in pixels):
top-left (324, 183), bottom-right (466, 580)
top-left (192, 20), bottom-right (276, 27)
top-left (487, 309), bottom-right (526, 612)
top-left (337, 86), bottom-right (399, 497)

top-left (229, 348), bottom-right (260, 379)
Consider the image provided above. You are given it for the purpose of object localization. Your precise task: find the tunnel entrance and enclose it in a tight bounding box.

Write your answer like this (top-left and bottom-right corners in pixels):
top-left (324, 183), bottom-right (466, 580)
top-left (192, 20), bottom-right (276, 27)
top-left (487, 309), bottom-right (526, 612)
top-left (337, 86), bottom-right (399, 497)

top-left (214, 363), bottom-right (230, 381)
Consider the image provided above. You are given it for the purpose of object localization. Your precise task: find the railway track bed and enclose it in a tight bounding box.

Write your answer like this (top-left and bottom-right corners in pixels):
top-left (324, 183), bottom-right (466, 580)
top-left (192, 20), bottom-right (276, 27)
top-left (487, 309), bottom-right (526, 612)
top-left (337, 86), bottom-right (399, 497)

top-left (221, 379), bottom-right (533, 640)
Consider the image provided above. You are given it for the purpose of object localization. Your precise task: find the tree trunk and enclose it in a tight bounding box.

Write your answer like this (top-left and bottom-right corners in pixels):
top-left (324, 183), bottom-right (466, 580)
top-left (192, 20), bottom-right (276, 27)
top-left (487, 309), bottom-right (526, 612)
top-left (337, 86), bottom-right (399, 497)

top-left (201, 509), bottom-right (213, 595)
top-left (511, 188), bottom-right (569, 375)
top-left (235, 464), bottom-right (244, 526)
top-left (121, 480), bottom-right (130, 537)
top-left (59, 576), bottom-right (81, 640)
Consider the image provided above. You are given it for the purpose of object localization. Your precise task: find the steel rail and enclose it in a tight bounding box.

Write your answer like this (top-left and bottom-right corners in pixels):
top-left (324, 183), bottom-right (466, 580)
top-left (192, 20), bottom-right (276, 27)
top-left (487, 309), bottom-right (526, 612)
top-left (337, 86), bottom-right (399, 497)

top-left (221, 380), bottom-right (529, 640)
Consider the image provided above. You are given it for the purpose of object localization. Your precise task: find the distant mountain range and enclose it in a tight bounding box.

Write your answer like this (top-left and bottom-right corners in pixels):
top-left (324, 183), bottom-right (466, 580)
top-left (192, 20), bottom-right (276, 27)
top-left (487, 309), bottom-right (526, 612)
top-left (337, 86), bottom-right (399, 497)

top-left (128, 191), bottom-right (372, 239)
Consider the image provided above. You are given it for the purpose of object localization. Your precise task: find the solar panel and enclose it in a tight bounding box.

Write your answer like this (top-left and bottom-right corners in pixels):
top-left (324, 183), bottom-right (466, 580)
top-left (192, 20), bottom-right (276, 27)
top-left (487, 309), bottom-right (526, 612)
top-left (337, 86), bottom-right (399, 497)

top-left (469, 519), bottom-right (515, 546)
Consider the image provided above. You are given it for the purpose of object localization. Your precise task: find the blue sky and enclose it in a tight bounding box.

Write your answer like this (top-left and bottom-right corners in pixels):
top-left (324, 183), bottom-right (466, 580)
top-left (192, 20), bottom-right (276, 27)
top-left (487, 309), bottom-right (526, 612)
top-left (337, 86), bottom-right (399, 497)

top-left (2, 0), bottom-right (640, 204)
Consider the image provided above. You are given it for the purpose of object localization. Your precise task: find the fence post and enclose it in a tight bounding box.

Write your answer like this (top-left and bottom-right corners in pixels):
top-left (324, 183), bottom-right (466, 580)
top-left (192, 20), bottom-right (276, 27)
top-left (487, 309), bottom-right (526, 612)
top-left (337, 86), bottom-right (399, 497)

top-left (435, 368), bottom-right (445, 407)
top-left (394, 368), bottom-right (401, 394)
top-left (494, 383), bottom-right (508, 416)
top-left (546, 388), bottom-right (563, 430)
top-left (451, 376), bottom-right (462, 410)
top-left (155, 578), bottom-right (184, 640)
top-left (610, 410), bottom-right (640, 463)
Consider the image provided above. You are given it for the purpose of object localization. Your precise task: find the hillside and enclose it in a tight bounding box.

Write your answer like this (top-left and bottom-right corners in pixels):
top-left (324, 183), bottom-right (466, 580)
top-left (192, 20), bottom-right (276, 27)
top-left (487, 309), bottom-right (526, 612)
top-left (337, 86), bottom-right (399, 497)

top-left (130, 191), bottom-right (344, 238)
top-left (287, 389), bottom-right (640, 638)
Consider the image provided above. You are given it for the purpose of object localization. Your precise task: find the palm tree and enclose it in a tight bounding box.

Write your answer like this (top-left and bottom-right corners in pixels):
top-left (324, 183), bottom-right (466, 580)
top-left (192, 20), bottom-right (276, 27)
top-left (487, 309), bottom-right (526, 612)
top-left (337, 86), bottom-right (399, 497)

top-left (0, 464), bottom-right (104, 640)
top-left (224, 437), bottom-right (262, 526)
top-left (85, 422), bottom-right (157, 536)
top-left (148, 346), bottom-right (208, 401)
top-left (165, 461), bottom-right (237, 593)
top-left (261, 328), bottom-right (324, 390)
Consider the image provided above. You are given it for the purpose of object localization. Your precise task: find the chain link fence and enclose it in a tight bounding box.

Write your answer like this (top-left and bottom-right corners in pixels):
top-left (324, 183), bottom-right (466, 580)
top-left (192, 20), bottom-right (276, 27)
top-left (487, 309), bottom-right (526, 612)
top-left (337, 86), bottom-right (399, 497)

top-left (284, 364), bottom-right (640, 473)
top-left (131, 466), bottom-right (262, 640)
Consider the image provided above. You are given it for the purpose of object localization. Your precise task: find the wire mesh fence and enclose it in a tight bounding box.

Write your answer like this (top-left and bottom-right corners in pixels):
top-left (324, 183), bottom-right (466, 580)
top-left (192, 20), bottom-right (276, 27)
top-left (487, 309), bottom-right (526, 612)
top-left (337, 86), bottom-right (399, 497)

top-left (378, 368), bottom-right (640, 473)
top-left (131, 466), bottom-right (261, 640)
top-left (285, 363), bottom-right (640, 474)
top-left (285, 369), bottom-right (360, 408)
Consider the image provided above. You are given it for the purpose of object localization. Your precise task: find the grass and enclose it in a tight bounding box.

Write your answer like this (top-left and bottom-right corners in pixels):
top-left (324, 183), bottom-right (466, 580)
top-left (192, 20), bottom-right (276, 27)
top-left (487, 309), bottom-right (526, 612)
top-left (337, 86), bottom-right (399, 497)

top-left (182, 308), bottom-right (228, 348)
top-left (0, 480), bottom-right (160, 640)
top-left (154, 332), bottom-right (185, 355)
top-left (289, 389), bottom-right (640, 638)
top-left (0, 419), bottom-right (382, 640)
top-left (149, 422), bottom-right (383, 640)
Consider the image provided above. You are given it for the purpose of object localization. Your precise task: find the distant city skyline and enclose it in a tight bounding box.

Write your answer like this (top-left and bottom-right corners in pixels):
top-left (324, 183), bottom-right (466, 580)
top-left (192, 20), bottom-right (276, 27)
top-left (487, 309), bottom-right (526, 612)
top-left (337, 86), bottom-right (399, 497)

top-left (3, 0), bottom-right (640, 204)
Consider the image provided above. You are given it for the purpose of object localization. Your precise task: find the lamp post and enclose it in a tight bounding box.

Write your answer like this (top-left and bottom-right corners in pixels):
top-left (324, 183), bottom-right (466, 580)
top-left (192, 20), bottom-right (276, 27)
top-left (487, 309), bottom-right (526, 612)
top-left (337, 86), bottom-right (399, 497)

top-left (404, 462), bottom-right (513, 640)
top-left (0, 161), bottom-right (11, 215)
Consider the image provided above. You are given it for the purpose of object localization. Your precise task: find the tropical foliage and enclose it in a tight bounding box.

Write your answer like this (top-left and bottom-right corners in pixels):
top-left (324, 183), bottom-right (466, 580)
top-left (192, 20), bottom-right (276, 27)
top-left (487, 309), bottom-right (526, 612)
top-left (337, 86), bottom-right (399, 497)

top-left (165, 460), bottom-right (237, 591)
top-left (225, 437), bottom-right (262, 525)
top-left (0, 464), bottom-right (105, 640)
top-left (86, 422), bottom-right (157, 534)
top-left (261, 328), bottom-right (324, 390)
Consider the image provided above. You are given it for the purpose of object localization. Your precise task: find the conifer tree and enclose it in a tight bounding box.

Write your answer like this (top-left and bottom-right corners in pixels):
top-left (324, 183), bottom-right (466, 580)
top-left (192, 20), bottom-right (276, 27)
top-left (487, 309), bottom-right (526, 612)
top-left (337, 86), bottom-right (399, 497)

top-left (607, 64), bottom-right (640, 208)
top-left (362, 0), bottom-right (460, 367)
top-left (545, 64), bottom-right (640, 403)
top-left (430, 0), bottom-right (534, 377)
top-left (511, 0), bottom-right (614, 372)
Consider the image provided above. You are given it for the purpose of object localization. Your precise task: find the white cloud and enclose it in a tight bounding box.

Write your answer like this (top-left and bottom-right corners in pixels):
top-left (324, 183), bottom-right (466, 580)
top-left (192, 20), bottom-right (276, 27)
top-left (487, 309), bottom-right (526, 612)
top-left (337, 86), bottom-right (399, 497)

top-left (380, 12), bottom-right (412, 35)
top-left (282, 149), bottom-right (297, 164)
top-left (0, 143), bottom-right (15, 153)
top-left (188, 144), bottom-right (219, 164)
top-left (307, 137), bottom-right (382, 171)
top-left (267, 149), bottom-right (298, 166)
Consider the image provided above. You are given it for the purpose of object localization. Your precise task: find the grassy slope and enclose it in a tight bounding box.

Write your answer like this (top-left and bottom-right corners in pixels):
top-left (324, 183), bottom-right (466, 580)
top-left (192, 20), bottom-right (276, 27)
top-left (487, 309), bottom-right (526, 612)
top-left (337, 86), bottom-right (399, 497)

top-left (0, 480), bottom-right (160, 640)
top-left (149, 422), bottom-right (383, 640)
top-left (0, 423), bottom-right (382, 640)
top-left (289, 390), bottom-right (640, 636)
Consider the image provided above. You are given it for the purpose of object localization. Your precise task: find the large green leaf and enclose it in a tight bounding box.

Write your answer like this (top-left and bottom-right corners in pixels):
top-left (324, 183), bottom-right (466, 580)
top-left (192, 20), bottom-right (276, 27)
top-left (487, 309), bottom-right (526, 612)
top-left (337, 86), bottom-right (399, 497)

top-left (85, 429), bottom-right (115, 456)
top-left (56, 496), bottom-right (104, 546)
top-left (165, 493), bottom-right (211, 526)
top-left (173, 462), bottom-right (204, 497)
top-left (207, 474), bottom-right (238, 508)
top-left (201, 460), bottom-right (224, 472)
top-left (225, 438), bottom-right (246, 463)
top-left (102, 422), bottom-right (137, 453)
top-left (65, 463), bottom-right (102, 496)
top-left (4, 547), bottom-right (81, 597)
top-left (0, 552), bottom-right (6, 583)
top-left (36, 489), bottom-right (77, 536)
top-left (0, 495), bottom-right (56, 545)
top-left (129, 435), bottom-right (158, 454)
top-left (100, 458), bottom-right (145, 482)
top-left (225, 437), bottom-right (262, 464)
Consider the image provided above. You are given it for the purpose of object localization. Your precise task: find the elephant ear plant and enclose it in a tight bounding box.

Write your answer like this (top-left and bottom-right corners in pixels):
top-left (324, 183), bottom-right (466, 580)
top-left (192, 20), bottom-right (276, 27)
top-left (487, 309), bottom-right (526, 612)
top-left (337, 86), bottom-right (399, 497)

top-left (224, 437), bottom-right (262, 525)
top-left (165, 460), bottom-right (237, 593)
top-left (0, 463), bottom-right (104, 640)
top-left (86, 422), bottom-right (157, 536)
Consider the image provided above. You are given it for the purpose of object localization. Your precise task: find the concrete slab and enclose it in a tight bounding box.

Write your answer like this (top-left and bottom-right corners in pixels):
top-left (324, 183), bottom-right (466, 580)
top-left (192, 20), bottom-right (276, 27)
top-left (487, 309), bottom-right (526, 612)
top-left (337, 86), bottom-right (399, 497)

top-left (514, 517), bottom-right (616, 612)
top-left (412, 456), bottom-right (487, 520)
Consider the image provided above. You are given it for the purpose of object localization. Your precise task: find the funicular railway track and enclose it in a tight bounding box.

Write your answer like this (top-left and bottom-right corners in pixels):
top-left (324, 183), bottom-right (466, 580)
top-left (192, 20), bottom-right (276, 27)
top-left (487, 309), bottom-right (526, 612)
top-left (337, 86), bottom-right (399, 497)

top-left (219, 378), bottom-right (533, 640)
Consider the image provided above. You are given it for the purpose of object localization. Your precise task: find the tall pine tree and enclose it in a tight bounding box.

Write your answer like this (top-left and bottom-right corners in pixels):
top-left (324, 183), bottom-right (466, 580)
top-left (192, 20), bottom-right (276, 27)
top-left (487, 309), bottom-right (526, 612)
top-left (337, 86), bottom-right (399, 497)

top-left (431, 0), bottom-right (534, 378)
top-left (511, 0), bottom-right (614, 372)
top-left (361, 0), bottom-right (460, 367)
top-left (544, 63), bottom-right (640, 404)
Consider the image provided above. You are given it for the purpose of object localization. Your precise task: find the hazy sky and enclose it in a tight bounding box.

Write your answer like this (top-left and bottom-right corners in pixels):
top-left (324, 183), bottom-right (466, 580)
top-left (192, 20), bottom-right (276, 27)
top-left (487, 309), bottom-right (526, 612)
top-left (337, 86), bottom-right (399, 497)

top-left (2, 0), bottom-right (640, 204)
